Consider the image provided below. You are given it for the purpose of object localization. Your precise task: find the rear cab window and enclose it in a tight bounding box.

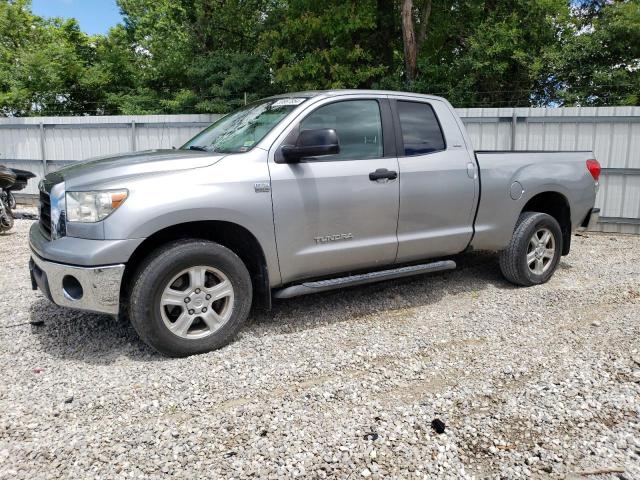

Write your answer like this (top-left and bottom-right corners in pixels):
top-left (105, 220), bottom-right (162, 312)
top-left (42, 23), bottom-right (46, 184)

top-left (397, 101), bottom-right (446, 156)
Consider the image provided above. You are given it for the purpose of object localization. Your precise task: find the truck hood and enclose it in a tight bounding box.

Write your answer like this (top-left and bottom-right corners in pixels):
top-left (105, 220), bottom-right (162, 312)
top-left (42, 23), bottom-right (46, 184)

top-left (47, 149), bottom-right (224, 190)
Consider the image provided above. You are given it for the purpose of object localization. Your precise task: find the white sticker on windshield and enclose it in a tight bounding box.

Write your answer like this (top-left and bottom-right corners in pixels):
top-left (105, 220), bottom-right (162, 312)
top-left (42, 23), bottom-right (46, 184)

top-left (272, 98), bottom-right (306, 107)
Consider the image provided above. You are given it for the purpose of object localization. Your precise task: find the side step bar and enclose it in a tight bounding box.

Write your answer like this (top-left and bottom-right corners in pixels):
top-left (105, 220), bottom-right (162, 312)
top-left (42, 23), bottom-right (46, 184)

top-left (273, 260), bottom-right (456, 299)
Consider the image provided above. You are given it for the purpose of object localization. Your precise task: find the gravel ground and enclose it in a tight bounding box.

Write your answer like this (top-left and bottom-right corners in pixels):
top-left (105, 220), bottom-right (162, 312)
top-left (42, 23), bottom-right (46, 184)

top-left (1, 216), bottom-right (639, 479)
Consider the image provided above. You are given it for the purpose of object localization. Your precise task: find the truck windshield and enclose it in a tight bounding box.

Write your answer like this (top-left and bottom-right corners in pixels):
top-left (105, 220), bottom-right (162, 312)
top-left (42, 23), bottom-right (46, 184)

top-left (181, 98), bottom-right (307, 154)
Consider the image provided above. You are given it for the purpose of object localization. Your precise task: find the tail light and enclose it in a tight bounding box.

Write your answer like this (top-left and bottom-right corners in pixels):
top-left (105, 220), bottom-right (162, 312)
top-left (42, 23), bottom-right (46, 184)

top-left (586, 159), bottom-right (601, 181)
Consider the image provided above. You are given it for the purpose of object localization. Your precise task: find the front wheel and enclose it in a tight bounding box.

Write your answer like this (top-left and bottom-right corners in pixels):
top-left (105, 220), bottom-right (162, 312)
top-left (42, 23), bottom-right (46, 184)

top-left (499, 212), bottom-right (563, 286)
top-left (129, 239), bottom-right (253, 357)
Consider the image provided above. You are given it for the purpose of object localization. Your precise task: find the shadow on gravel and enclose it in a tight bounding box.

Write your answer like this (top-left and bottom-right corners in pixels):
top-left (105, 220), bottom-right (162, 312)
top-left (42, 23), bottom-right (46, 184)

top-left (29, 298), bottom-right (160, 365)
top-left (29, 251), bottom-right (515, 362)
top-left (247, 251), bottom-right (514, 335)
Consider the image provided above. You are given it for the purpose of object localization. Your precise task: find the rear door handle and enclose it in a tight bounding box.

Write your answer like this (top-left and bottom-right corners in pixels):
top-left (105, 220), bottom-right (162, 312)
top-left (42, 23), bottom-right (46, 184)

top-left (369, 168), bottom-right (398, 181)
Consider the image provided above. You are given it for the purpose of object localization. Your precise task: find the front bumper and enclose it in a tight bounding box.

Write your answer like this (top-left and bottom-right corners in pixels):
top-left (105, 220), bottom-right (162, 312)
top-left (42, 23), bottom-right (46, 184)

top-left (30, 254), bottom-right (125, 315)
top-left (29, 222), bottom-right (143, 266)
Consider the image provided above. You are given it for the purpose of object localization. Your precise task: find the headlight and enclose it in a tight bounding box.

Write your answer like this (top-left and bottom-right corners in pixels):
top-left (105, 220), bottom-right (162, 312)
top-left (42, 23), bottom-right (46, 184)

top-left (66, 190), bottom-right (128, 223)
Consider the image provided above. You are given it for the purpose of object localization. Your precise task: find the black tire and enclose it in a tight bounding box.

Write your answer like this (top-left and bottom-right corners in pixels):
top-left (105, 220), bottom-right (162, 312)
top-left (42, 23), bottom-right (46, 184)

top-left (0, 211), bottom-right (13, 233)
top-left (129, 239), bottom-right (252, 357)
top-left (8, 192), bottom-right (16, 210)
top-left (499, 212), bottom-right (563, 286)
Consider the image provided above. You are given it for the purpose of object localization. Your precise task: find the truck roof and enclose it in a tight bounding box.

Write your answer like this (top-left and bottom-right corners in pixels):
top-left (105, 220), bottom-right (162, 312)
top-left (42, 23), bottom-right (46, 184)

top-left (266, 89), bottom-right (447, 103)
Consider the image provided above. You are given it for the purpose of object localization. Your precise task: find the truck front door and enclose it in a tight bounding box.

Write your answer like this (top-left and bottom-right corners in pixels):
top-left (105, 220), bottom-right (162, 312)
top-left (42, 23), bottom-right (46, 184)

top-left (269, 97), bottom-right (399, 283)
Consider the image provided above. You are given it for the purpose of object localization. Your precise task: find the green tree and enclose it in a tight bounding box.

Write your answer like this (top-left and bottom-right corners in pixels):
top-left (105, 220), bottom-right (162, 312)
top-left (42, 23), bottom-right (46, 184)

top-left (259, 0), bottom-right (393, 91)
top-left (408, 0), bottom-right (569, 107)
top-left (1, 0), bottom-right (639, 115)
top-left (550, 0), bottom-right (640, 106)
top-left (0, 0), bottom-right (107, 115)
top-left (115, 0), bottom-right (273, 113)
top-left (83, 25), bottom-right (157, 114)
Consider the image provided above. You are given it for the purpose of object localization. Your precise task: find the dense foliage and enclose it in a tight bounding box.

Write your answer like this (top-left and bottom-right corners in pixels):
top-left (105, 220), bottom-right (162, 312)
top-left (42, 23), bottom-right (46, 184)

top-left (0, 0), bottom-right (638, 115)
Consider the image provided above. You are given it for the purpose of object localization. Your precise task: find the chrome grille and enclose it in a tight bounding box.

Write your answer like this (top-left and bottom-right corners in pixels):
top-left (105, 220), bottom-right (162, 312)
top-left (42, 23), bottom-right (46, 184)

top-left (39, 190), bottom-right (52, 239)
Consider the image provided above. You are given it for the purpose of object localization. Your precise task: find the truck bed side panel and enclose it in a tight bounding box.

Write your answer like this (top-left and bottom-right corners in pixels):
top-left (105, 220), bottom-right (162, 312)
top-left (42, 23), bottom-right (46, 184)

top-left (471, 151), bottom-right (596, 251)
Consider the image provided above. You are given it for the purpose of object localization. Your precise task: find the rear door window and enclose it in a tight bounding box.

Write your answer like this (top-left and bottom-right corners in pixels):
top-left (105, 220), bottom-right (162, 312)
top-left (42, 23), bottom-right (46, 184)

top-left (397, 101), bottom-right (445, 155)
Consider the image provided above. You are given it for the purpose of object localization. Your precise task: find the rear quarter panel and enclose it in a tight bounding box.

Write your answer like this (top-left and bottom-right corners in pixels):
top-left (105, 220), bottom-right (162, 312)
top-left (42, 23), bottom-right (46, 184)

top-left (472, 151), bottom-right (597, 251)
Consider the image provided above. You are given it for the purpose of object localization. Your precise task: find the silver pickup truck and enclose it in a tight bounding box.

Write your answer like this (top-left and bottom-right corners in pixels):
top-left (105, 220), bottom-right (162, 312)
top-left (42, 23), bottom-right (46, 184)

top-left (29, 90), bottom-right (601, 356)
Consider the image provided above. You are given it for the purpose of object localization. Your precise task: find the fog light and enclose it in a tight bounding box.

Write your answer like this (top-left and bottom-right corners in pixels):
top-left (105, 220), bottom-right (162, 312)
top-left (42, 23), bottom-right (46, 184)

top-left (62, 275), bottom-right (83, 300)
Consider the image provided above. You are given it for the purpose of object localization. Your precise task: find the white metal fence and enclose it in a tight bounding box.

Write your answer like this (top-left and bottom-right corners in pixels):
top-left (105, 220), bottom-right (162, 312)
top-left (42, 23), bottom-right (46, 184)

top-left (1, 107), bottom-right (639, 233)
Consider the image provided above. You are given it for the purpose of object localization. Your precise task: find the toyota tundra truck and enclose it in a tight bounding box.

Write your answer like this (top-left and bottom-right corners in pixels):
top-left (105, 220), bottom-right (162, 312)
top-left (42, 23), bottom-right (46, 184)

top-left (29, 90), bottom-right (601, 357)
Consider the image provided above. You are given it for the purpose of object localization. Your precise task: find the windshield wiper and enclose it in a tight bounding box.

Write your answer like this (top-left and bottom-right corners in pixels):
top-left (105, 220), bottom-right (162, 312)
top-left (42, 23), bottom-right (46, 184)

top-left (186, 145), bottom-right (209, 151)
top-left (211, 147), bottom-right (232, 154)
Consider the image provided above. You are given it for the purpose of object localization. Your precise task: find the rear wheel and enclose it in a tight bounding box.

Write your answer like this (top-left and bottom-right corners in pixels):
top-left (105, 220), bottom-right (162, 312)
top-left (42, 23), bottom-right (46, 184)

top-left (129, 239), bottom-right (252, 357)
top-left (499, 212), bottom-right (563, 286)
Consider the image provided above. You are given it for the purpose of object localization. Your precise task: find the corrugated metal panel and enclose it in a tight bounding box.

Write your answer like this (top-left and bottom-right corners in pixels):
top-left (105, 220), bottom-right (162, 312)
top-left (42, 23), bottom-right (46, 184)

top-left (135, 125), bottom-right (206, 151)
top-left (2, 109), bottom-right (639, 233)
top-left (46, 126), bottom-right (132, 160)
top-left (0, 127), bottom-right (42, 159)
top-left (0, 114), bottom-right (221, 161)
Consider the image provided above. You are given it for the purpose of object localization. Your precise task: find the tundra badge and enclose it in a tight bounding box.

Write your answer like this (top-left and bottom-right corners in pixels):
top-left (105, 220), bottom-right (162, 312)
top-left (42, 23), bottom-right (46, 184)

top-left (314, 233), bottom-right (354, 244)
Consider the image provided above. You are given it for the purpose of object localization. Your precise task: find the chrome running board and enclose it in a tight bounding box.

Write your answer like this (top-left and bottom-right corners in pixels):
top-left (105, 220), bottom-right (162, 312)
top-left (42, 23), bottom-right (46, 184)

top-left (273, 260), bottom-right (456, 299)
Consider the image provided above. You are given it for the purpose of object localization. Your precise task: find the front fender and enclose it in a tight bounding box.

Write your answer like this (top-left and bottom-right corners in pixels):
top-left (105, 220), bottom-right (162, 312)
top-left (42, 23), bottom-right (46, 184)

top-left (101, 151), bottom-right (281, 285)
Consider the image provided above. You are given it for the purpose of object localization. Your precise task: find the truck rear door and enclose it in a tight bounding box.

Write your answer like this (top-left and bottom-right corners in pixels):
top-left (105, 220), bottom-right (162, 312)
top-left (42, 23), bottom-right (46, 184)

top-left (269, 96), bottom-right (400, 283)
top-left (390, 97), bottom-right (479, 262)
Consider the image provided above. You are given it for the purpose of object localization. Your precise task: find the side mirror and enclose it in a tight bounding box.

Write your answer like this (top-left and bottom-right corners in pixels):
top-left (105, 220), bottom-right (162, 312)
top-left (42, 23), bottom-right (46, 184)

top-left (281, 128), bottom-right (340, 162)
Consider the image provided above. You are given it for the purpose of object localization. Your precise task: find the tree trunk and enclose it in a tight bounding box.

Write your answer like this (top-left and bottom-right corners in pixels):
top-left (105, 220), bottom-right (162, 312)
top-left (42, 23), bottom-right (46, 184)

top-left (401, 0), bottom-right (418, 82)
top-left (401, 0), bottom-right (432, 83)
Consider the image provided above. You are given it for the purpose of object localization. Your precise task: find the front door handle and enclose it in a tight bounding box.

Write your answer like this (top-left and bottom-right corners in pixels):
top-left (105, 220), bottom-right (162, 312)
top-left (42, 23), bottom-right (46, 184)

top-left (369, 168), bottom-right (398, 181)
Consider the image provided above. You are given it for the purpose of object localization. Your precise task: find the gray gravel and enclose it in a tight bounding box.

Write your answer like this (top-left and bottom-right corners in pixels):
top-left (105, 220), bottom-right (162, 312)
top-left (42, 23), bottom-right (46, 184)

top-left (1, 216), bottom-right (639, 479)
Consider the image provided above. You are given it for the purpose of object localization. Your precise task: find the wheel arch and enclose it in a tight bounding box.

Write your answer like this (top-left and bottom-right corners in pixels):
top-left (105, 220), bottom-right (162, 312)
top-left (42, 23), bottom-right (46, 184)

top-left (121, 220), bottom-right (271, 312)
top-left (521, 191), bottom-right (572, 255)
